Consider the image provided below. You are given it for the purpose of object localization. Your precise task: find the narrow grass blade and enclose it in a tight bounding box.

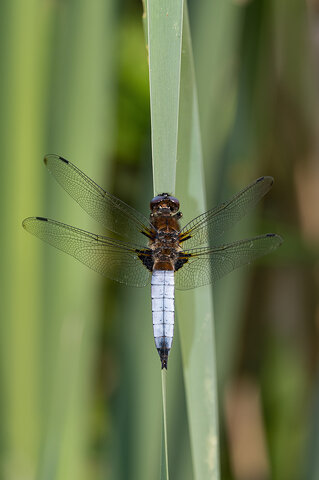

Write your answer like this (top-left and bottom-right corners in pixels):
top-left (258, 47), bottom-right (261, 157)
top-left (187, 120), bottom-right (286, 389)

top-left (175, 5), bottom-right (220, 480)
top-left (161, 370), bottom-right (169, 480)
top-left (147, 0), bottom-right (184, 194)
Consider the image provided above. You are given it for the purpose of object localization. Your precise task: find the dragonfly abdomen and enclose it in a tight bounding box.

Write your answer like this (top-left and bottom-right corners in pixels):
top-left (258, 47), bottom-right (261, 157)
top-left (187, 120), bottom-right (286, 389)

top-left (151, 270), bottom-right (175, 369)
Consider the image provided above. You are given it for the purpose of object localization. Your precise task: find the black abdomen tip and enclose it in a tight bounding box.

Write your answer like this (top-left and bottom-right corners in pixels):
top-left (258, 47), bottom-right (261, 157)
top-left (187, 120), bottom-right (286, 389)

top-left (158, 347), bottom-right (169, 369)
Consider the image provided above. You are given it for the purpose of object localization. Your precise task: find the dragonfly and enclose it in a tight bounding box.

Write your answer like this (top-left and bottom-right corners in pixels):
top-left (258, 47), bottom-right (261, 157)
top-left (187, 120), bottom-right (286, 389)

top-left (23, 155), bottom-right (283, 369)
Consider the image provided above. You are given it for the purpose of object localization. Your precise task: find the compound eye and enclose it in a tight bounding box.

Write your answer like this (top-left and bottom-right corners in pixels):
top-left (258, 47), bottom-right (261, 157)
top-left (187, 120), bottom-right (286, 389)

top-left (150, 195), bottom-right (164, 210)
top-left (169, 197), bottom-right (180, 212)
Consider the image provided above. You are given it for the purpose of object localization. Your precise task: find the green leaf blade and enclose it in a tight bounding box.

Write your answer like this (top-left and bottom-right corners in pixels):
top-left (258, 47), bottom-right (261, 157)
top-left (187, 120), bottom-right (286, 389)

top-left (147, 0), bottom-right (184, 195)
top-left (175, 6), bottom-right (220, 480)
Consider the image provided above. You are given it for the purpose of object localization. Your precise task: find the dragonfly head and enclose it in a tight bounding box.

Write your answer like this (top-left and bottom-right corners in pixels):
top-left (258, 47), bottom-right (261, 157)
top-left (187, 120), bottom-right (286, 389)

top-left (150, 193), bottom-right (180, 215)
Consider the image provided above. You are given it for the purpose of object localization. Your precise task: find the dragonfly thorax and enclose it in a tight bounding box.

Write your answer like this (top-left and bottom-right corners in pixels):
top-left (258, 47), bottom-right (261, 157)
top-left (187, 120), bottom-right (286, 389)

top-left (156, 230), bottom-right (179, 241)
top-left (150, 232), bottom-right (181, 272)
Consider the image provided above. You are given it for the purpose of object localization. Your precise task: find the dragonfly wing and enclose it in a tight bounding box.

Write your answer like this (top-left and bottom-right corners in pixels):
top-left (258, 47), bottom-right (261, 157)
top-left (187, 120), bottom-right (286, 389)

top-left (22, 217), bottom-right (152, 287)
top-left (175, 233), bottom-right (283, 290)
top-left (180, 176), bottom-right (274, 249)
top-left (44, 155), bottom-right (154, 245)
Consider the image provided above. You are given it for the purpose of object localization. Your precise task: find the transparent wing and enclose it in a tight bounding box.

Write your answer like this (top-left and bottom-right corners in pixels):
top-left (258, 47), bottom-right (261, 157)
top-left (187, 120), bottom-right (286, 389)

top-left (22, 217), bottom-right (152, 287)
top-left (180, 176), bottom-right (274, 248)
top-left (175, 233), bottom-right (283, 290)
top-left (44, 155), bottom-right (154, 244)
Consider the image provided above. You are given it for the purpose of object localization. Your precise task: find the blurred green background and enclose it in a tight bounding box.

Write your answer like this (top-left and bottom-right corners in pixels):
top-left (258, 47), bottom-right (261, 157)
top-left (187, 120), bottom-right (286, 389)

top-left (1, 0), bottom-right (319, 479)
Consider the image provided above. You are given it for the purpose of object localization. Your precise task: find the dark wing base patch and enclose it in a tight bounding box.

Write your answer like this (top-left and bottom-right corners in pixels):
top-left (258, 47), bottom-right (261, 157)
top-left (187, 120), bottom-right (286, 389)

top-left (136, 249), bottom-right (154, 271)
top-left (175, 252), bottom-right (191, 271)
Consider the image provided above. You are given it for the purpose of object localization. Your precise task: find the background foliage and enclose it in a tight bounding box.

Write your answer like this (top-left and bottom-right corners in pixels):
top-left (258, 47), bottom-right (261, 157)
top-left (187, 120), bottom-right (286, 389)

top-left (1, 0), bottom-right (319, 479)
